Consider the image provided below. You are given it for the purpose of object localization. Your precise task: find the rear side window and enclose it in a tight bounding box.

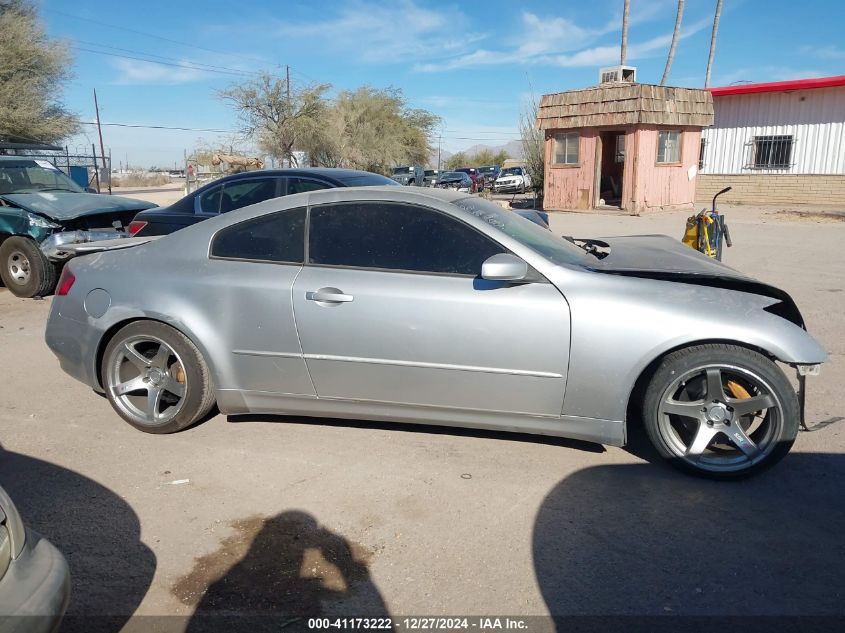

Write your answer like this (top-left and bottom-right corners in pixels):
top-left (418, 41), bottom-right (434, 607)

top-left (211, 208), bottom-right (306, 263)
top-left (308, 202), bottom-right (504, 275)
top-left (199, 178), bottom-right (280, 215)
top-left (287, 177), bottom-right (331, 195)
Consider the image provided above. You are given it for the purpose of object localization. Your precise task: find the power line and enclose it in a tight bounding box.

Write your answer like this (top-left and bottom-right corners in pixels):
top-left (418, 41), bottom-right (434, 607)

top-left (72, 46), bottom-right (254, 78)
top-left (72, 39), bottom-right (262, 76)
top-left (47, 8), bottom-right (268, 63)
top-left (77, 121), bottom-right (236, 133)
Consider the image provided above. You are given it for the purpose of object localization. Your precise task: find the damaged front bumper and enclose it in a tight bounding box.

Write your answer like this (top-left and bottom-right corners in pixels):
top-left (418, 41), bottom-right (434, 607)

top-left (40, 230), bottom-right (127, 261)
top-left (794, 363), bottom-right (822, 431)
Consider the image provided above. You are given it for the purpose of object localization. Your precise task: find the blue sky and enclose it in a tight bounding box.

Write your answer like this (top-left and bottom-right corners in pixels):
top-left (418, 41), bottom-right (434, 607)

top-left (44, 0), bottom-right (845, 168)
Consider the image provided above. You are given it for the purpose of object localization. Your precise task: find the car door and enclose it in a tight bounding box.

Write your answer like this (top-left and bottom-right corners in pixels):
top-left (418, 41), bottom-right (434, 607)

top-left (206, 206), bottom-right (315, 396)
top-left (291, 200), bottom-right (571, 417)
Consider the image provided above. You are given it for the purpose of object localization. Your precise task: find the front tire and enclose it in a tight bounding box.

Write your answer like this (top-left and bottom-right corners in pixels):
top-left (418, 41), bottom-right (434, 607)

top-left (102, 321), bottom-right (216, 434)
top-left (642, 344), bottom-right (799, 479)
top-left (0, 236), bottom-right (59, 298)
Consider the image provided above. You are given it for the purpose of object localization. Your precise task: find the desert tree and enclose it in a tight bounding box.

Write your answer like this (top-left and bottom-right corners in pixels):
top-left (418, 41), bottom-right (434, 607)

top-left (704, 0), bottom-right (724, 87)
top-left (661, 0), bottom-right (685, 85)
top-left (519, 92), bottom-right (545, 200)
top-left (307, 87), bottom-right (439, 173)
top-left (0, 0), bottom-right (78, 144)
top-left (443, 152), bottom-right (467, 171)
top-left (218, 72), bottom-right (330, 167)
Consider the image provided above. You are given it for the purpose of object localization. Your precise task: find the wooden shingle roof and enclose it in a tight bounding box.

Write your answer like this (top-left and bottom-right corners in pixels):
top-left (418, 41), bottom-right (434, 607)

top-left (537, 83), bottom-right (714, 130)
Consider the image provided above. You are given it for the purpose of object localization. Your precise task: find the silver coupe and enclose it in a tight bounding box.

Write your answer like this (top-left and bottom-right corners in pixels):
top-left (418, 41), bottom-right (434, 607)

top-left (45, 187), bottom-right (826, 478)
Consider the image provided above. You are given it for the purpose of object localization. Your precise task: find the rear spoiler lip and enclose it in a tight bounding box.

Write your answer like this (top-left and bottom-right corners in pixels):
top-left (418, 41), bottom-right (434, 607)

top-left (60, 235), bottom-right (162, 255)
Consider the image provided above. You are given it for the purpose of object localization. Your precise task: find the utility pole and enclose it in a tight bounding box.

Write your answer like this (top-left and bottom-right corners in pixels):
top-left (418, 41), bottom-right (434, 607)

top-left (93, 89), bottom-right (111, 193)
top-left (437, 133), bottom-right (442, 171)
top-left (286, 65), bottom-right (292, 169)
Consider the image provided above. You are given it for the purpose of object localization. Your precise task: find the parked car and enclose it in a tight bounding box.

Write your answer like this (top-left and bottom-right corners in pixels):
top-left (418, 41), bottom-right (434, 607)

top-left (45, 187), bottom-right (826, 478)
top-left (455, 167), bottom-right (483, 192)
top-left (435, 171), bottom-right (474, 192)
top-left (493, 166), bottom-right (532, 194)
top-left (478, 165), bottom-right (501, 187)
top-left (0, 485), bottom-right (70, 630)
top-left (0, 156), bottom-right (155, 297)
top-left (130, 168), bottom-right (399, 237)
top-left (423, 169), bottom-right (442, 187)
top-left (390, 165), bottom-right (424, 186)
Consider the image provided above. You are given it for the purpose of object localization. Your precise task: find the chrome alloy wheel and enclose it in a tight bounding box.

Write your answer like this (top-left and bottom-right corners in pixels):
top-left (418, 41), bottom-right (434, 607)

top-left (657, 364), bottom-right (784, 474)
top-left (106, 335), bottom-right (187, 427)
top-left (6, 250), bottom-right (31, 285)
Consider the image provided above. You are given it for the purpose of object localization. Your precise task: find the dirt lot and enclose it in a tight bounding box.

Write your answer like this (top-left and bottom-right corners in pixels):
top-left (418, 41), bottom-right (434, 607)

top-left (1, 204), bottom-right (843, 630)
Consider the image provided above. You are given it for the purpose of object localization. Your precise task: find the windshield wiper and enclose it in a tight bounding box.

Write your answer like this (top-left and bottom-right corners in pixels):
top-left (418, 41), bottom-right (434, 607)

top-left (563, 236), bottom-right (611, 259)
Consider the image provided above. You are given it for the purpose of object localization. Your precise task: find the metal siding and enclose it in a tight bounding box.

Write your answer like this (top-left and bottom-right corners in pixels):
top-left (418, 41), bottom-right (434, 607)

top-left (701, 86), bottom-right (845, 174)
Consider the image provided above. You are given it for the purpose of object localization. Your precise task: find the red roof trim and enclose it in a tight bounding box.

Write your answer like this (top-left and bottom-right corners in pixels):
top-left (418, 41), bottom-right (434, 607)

top-left (708, 75), bottom-right (845, 96)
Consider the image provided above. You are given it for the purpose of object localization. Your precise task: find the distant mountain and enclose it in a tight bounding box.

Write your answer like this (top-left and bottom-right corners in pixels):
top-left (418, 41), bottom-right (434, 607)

top-left (426, 139), bottom-right (522, 168)
top-left (461, 140), bottom-right (524, 161)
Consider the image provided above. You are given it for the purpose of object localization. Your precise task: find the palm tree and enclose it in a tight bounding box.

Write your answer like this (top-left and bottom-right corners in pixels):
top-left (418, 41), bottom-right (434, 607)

top-left (661, 0), bottom-right (685, 85)
top-left (620, 0), bottom-right (630, 64)
top-left (705, 0), bottom-right (724, 87)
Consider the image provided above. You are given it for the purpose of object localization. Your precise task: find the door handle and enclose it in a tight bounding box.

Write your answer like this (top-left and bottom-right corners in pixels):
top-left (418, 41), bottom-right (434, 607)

top-left (306, 287), bottom-right (354, 304)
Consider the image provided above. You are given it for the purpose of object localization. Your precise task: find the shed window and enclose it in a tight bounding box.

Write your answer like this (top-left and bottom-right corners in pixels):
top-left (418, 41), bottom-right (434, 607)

top-left (657, 130), bottom-right (681, 163)
top-left (751, 135), bottom-right (793, 169)
top-left (553, 133), bottom-right (579, 165)
top-left (699, 138), bottom-right (706, 169)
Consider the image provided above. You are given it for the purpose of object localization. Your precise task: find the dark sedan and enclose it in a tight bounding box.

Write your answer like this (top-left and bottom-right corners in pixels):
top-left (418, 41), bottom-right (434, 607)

top-left (129, 168), bottom-right (399, 237)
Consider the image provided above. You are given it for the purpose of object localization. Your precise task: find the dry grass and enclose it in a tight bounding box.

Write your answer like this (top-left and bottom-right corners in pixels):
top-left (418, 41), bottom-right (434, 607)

top-left (110, 172), bottom-right (172, 188)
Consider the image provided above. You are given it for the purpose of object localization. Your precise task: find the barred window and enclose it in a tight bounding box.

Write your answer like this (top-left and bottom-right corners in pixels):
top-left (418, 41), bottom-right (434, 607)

top-left (657, 130), bottom-right (681, 163)
top-left (699, 138), bottom-right (706, 170)
top-left (752, 135), bottom-right (793, 169)
top-left (553, 132), bottom-right (579, 165)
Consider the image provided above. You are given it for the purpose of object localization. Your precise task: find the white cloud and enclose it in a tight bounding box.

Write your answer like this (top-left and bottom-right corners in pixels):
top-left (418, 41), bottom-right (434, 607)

top-left (275, 0), bottom-right (485, 63)
top-left (417, 13), bottom-right (711, 72)
top-left (111, 58), bottom-right (212, 85)
top-left (800, 45), bottom-right (845, 60)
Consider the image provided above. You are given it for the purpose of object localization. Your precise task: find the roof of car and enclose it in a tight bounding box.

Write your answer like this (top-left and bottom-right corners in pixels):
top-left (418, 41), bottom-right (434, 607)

top-left (215, 167), bottom-right (391, 182)
top-left (307, 185), bottom-right (468, 204)
top-left (0, 155), bottom-right (43, 162)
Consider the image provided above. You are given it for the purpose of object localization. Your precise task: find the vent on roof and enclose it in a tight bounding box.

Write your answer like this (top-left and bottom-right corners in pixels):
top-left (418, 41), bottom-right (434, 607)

top-left (599, 65), bottom-right (636, 84)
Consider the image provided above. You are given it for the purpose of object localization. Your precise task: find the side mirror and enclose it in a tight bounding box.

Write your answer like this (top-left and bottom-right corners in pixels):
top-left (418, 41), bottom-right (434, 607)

top-left (481, 253), bottom-right (530, 282)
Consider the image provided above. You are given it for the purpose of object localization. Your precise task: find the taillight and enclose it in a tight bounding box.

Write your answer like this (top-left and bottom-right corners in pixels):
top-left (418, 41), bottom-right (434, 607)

top-left (56, 267), bottom-right (76, 296)
top-left (127, 220), bottom-right (147, 236)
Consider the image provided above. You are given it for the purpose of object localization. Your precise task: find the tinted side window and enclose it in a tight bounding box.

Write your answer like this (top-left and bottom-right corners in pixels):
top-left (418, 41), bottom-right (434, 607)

top-left (198, 186), bottom-right (223, 214)
top-left (211, 208), bottom-right (306, 263)
top-left (308, 202), bottom-right (504, 275)
top-left (287, 177), bottom-right (332, 195)
top-left (220, 178), bottom-right (279, 213)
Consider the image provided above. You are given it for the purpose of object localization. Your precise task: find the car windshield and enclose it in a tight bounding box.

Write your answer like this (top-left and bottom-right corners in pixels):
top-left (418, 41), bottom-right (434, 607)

top-left (452, 197), bottom-right (588, 267)
top-left (500, 167), bottom-right (523, 176)
top-left (440, 172), bottom-right (464, 179)
top-left (0, 160), bottom-right (84, 194)
top-left (478, 166), bottom-right (498, 174)
top-left (392, 167), bottom-right (412, 174)
top-left (340, 174), bottom-right (401, 186)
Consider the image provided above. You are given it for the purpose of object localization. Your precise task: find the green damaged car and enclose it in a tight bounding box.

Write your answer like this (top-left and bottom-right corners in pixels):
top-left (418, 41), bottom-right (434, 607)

top-left (0, 156), bottom-right (156, 297)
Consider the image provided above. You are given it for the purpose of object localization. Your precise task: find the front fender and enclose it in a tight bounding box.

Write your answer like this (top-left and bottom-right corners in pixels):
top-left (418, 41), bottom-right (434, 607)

top-left (549, 269), bottom-right (827, 423)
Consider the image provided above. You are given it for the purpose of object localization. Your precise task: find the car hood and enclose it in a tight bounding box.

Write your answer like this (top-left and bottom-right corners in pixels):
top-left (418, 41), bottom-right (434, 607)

top-left (588, 234), bottom-right (805, 327)
top-left (0, 192), bottom-right (156, 221)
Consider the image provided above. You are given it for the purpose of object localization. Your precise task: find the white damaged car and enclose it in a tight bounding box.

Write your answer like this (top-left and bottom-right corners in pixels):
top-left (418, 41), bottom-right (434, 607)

top-left (493, 166), bottom-right (532, 194)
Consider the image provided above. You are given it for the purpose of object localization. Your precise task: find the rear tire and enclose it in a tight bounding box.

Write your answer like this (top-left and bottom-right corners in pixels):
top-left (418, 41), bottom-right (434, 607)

top-left (642, 344), bottom-right (798, 479)
top-left (0, 236), bottom-right (58, 298)
top-left (102, 321), bottom-right (216, 434)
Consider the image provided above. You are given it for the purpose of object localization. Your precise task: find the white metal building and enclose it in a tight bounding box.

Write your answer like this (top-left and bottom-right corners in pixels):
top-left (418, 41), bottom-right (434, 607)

top-left (698, 75), bottom-right (845, 205)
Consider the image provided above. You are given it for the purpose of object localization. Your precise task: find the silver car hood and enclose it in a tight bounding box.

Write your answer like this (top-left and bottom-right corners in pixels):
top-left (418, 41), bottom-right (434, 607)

top-left (587, 234), bottom-right (805, 328)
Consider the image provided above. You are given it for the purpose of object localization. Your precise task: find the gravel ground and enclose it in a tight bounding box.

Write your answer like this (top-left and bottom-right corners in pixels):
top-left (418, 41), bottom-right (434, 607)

top-left (0, 203), bottom-right (843, 631)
